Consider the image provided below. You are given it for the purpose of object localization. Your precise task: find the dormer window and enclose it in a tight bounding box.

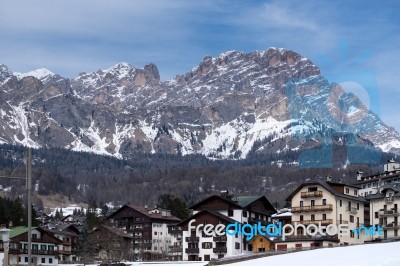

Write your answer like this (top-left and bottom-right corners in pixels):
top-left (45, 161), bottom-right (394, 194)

top-left (354, 190), bottom-right (358, 196)
top-left (345, 188), bottom-right (350, 194)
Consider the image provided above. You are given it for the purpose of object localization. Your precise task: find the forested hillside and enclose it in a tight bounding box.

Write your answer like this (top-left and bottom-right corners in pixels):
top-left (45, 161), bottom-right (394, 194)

top-left (0, 143), bottom-right (393, 209)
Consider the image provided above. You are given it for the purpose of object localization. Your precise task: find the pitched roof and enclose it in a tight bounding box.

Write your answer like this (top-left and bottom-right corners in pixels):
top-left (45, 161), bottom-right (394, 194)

top-left (9, 227), bottom-right (62, 243)
top-left (108, 205), bottom-right (181, 223)
top-left (9, 226), bottom-right (37, 238)
top-left (189, 195), bottom-right (243, 209)
top-left (364, 184), bottom-right (400, 200)
top-left (177, 209), bottom-right (238, 227)
top-left (96, 225), bottom-right (133, 238)
top-left (286, 179), bottom-right (368, 203)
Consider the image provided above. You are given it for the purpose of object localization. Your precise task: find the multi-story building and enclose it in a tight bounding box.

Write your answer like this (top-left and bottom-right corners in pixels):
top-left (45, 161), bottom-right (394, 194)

top-left (106, 205), bottom-right (181, 260)
top-left (179, 193), bottom-right (276, 261)
top-left (366, 184), bottom-right (400, 240)
top-left (167, 224), bottom-right (183, 260)
top-left (88, 225), bottom-right (134, 261)
top-left (286, 177), bottom-right (369, 248)
top-left (0, 226), bottom-right (62, 266)
top-left (355, 160), bottom-right (400, 196)
top-left (48, 225), bottom-right (80, 263)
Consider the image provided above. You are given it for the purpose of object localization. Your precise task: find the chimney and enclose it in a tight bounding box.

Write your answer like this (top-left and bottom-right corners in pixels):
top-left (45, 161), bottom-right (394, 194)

top-left (356, 171), bottom-right (363, 181)
top-left (326, 176), bottom-right (332, 182)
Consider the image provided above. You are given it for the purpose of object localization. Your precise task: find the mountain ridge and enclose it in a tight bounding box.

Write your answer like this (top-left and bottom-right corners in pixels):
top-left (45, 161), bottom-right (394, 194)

top-left (0, 48), bottom-right (399, 161)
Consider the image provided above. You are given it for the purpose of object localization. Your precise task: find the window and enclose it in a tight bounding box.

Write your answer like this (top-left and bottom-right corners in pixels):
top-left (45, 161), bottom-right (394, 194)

top-left (348, 201), bottom-right (352, 209)
top-left (308, 187), bottom-right (317, 192)
top-left (154, 232), bottom-right (157, 235)
top-left (300, 201), bottom-right (303, 207)
top-left (339, 200), bottom-right (342, 207)
top-left (42, 258), bottom-right (46, 264)
top-left (345, 188), bottom-right (349, 194)
top-left (311, 200), bottom-right (315, 206)
top-left (311, 214), bottom-right (315, 221)
top-left (235, 242), bottom-right (240, 249)
top-left (49, 258), bottom-right (53, 264)
top-left (323, 214), bottom-right (327, 220)
top-left (242, 211), bottom-right (247, 217)
top-left (350, 230), bottom-right (354, 238)
top-left (228, 210), bottom-right (234, 217)
top-left (322, 199), bottom-right (327, 205)
top-left (357, 203), bottom-right (360, 210)
top-left (25, 257), bottom-right (28, 263)
top-left (300, 215), bottom-right (303, 221)
top-left (350, 215), bottom-right (354, 223)
top-left (32, 244), bottom-right (38, 250)
top-left (354, 190), bottom-right (357, 196)
top-left (375, 212), bottom-right (379, 218)
top-left (18, 257), bottom-right (21, 263)
top-left (202, 242), bottom-right (212, 249)
top-left (32, 233), bottom-right (38, 239)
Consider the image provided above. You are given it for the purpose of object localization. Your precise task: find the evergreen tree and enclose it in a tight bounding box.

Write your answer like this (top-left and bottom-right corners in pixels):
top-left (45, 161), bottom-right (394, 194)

top-left (10, 198), bottom-right (24, 226)
top-left (86, 198), bottom-right (99, 230)
top-left (157, 194), bottom-right (189, 220)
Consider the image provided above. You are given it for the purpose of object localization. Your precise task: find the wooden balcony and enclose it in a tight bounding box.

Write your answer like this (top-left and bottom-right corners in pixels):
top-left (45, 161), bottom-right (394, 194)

top-left (301, 191), bottom-right (323, 198)
top-left (292, 204), bottom-right (333, 213)
top-left (8, 248), bottom-right (57, 255)
top-left (185, 236), bottom-right (199, 243)
top-left (213, 235), bottom-right (227, 242)
top-left (185, 248), bottom-right (199, 254)
top-left (213, 247), bottom-right (227, 253)
top-left (58, 250), bottom-right (72, 255)
top-left (292, 219), bottom-right (333, 225)
top-left (379, 210), bottom-right (400, 217)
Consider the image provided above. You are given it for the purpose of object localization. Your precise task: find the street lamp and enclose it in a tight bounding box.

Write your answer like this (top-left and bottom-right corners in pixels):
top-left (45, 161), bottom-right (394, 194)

top-left (1, 226), bottom-right (11, 266)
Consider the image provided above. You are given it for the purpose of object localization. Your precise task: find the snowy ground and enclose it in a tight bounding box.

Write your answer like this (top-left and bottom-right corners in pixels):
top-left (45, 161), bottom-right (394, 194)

top-left (229, 242), bottom-right (400, 266)
top-left (58, 242), bottom-right (400, 266)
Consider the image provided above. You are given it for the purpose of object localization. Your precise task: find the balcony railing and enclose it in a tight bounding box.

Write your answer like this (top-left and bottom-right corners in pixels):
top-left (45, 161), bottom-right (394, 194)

top-left (379, 209), bottom-right (400, 217)
top-left (301, 191), bottom-right (323, 198)
top-left (168, 246), bottom-right (182, 253)
top-left (213, 247), bottom-right (227, 253)
top-left (185, 248), bottom-right (199, 254)
top-left (292, 219), bottom-right (333, 225)
top-left (292, 204), bottom-right (333, 213)
top-left (383, 223), bottom-right (400, 230)
top-left (346, 207), bottom-right (358, 214)
top-left (8, 249), bottom-right (57, 255)
top-left (185, 236), bottom-right (199, 243)
top-left (213, 235), bottom-right (227, 242)
top-left (275, 234), bottom-right (339, 241)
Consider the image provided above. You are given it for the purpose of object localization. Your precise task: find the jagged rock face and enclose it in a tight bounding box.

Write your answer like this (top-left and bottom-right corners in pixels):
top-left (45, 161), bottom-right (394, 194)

top-left (0, 48), bottom-right (399, 159)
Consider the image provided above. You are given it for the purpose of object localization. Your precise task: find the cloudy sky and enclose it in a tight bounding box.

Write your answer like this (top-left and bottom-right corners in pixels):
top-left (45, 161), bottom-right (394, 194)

top-left (0, 0), bottom-right (399, 131)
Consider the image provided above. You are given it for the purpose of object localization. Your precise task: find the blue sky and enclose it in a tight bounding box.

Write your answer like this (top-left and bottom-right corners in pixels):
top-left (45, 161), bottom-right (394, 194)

top-left (0, 0), bottom-right (399, 132)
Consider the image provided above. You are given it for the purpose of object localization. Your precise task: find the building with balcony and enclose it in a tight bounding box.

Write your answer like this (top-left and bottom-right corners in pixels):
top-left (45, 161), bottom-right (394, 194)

top-left (366, 184), bottom-right (400, 240)
top-left (286, 177), bottom-right (369, 246)
top-left (354, 160), bottom-right (400, 196)
top-left (87, 225), bottom-right (134, 261)
top-left (106, 205), bottom-right (181, 260)
top-left (0, 226), bottom-right (62, 266)
top-left (178, 192), bottom-right (276, 261)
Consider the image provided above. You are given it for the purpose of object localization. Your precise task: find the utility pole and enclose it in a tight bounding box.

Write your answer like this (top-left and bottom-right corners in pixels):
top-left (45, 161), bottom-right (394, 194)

top-left (27, 148), bottom-right (32, 266)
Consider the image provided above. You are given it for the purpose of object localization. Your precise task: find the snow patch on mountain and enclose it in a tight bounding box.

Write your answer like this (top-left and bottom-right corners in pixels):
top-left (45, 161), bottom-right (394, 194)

top-left (14, 68), bottom-right (54, 82)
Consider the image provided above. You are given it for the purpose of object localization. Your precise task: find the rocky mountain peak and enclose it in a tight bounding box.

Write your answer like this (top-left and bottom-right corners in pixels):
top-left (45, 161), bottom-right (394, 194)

top-left (0, 64), bottom-right (13, 84)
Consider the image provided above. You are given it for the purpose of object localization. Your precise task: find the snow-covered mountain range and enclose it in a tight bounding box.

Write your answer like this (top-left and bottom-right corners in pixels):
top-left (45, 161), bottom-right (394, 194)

top-left (0, 48), bottom-right (399, 160)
